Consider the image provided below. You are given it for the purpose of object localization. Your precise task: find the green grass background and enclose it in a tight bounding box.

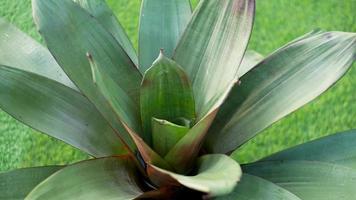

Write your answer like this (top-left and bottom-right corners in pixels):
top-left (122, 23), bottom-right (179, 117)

top-left (0, 0), bottom-right (355, 171)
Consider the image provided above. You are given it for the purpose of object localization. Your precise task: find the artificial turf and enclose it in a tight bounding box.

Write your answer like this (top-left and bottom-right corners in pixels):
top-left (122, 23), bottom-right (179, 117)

top-left (0, 0), bottom-right (355, 171)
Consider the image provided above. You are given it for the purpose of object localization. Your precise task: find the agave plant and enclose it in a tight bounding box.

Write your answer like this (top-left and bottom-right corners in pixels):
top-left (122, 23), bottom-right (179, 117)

top-left (0, 0), bottom-right (355, 199)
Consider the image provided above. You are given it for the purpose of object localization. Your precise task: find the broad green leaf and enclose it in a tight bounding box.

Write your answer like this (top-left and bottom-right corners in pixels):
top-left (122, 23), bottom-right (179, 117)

top-left (32, 0), bottom-right (142, 150)
top-left (140, 53), bottom-right (195, 143)
top-left (173, 0), bottom-right (255, 119)
top-left (261, 130), bottom-right (356, 169)
top-left (0, 65), bottom-right (126, 157)
top-left (216, 173), bottom-right (301, 200)
top-left (152, 118), bottom-right (189, 157)
top-left (164, 110), bottom-right (217, 173)
top-left (0, 17), bottom-right (76, 90)
top-left (0, 166), bottom-right (62, 200)
top-left (88, 54), bottom-right (142, 137)
top-left (207, 50), bottom-right (263, 139)
top-left (237, 50), bottom-right (263, 78)
top-left (26, 157), bottom-right (144, 200)
top-left (74, 0), bottom-right (138, 66)
top-left (244, 160), bottom-right (356, 200)
top-left (148, 154), bottom-right (241, 197)
top-left (206, 31), bottom-right (356, 154)
top-left (139, 0), bottom-right (191, 71)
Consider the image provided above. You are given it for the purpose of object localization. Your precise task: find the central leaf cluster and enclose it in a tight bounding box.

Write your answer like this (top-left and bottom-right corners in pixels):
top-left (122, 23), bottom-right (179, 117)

top-left (140, 51), bottom-right (196, 157)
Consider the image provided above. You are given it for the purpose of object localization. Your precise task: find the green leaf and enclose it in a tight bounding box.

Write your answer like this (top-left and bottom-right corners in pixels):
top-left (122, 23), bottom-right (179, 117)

top-left (0, 166), bottom-right (62, 200)
top-left (74, 0), bottom-right (138, 66)
top-left (207, 50), bottom-right (263, 139)
top-left (237, 50), bottom-right (263, 78)
top-left (88, 54), bottom-right (142, 137)
top-left (32, 0), bottom-right (142, 150)
top-left (216, 173), bottom-right (301, 200)
top-left (206, 31), bottom-right (356, 153)
top-left (0, 65), bottom-right (126, 157)
top-left (0, 17), bottom-right (76, 90)
top-left (148, 154), bottom-right (241, 197)
top-left (26, 157), bottom-right (144, 200)
top-left (152, 118), bottom-right (189, 157)
top-left (261, 130), bottom-right (356, 169)
top-left (173, 0), bottom-right (255, 119)
top-left (164, 110), bottom-right (217, 173)
top-left (140, 52), bottom-right (195, 143)
top-left (139, 0), bottom-right (191, 71)
top-left (244, 160), bottom-right (356, 200)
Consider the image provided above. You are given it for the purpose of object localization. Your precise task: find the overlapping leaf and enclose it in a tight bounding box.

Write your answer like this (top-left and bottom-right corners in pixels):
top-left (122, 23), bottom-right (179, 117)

top-left (164, 110), bottom-right (218, 173)
top-left (0, 65), bottom-right (126, 157)
top-left (174, 0), bottom-right (255, 119)
top-left (32, 0), bottom-right (142, 149)
top-left (206, 31), bottom-right (356, 153)
top-left (152, 118), bottom-right (189, 157)
top-left (147, 154), bottom-right (241, 198)
top-left (261, 130), bottom-right (356, 169)
top-left (0, 17), bottom-right (76, 90)
top-left (140, 53), bottom-right (195, 143)
top-left (216, 174), bottom-right (301, 200)
top-left (26, 157), bottom-right (145, 200)
top-left (0, 166), bottom-right (62, 200)
top-left (139, 0), bottom-right (192, 71)
top-left (74, 0), bottom-right (138, 66)
top-left (244, 160), bottom-right (356, 199)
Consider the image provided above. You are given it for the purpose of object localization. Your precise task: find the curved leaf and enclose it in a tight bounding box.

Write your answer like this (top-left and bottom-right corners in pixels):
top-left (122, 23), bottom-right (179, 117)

top-left (140, 53), bottom-right (195, 143)
top-left (152, 118), bottom-right (189, 157)
top-left (26, 157), bottom-right (144, 200)
top-left (88, 54), bottom-right (142, 137)
top-left (206, 31), bottom-right (356, 153)
top-left (244, 160), bottom-right (356, 200)
top-left (139, 0), bottom-right (191, 71)
top-left (0, 166), bottom-right (62, 200)
top-left (32, 0), bottom-right (142, 150)
top-left (0, 17), bottom-right (76, 90)
top-left (164, 110), bottom-right (217, 173)
top-left (148, 154), bottom-right (241, 198)
top-left (173, 0), bottom-right (255, 118)
top-left (74, 0), bottom-right (138, 66)
top-left (237, 50), bottom-right (263, 78)
top-left (216, 173), bottom-right (301, 200)
top-left (0, 65), bottom-right (126, 157)
top-left (261, 130), bottom-right (356, 169)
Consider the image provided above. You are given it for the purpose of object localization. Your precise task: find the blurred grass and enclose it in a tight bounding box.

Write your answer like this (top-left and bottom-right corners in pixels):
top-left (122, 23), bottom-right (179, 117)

top-left (0, 0), bottom-right (355, 171)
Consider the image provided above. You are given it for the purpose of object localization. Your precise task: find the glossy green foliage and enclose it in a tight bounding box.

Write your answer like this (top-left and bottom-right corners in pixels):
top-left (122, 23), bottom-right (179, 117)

top-left (26, 157), bottom-right (144, 200)
top-left (207, 31), bottom-right (356, 153)
top-left (140, 53), bottom-right (195, 144)
top-left (0, 166), bottom-right (62, 199)
top-left (244, 160), bottom-right (356, 199)
top-left (0, 17), bottom-right (76, 90)
top-left (88, 54), bottom-right (142, 139)
top-left (74, 0), bottom-right (138, 66)
top-left (261, 129), bottom-right (356, 168)
top-left (174, 0), bottom-right (255, 119)
top-left (139, 0), bottom-right (191, 71)
top-left (216, 174), bottom-right (301, 200)
top-left (0, 65), bottom-right (126, 157)
top-left (32, 0), bottom-right (141, 149)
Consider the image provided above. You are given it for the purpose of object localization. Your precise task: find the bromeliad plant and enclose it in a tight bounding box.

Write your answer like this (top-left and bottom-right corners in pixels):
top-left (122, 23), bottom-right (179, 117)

top-left (0, 0), bottom-right (355, 199)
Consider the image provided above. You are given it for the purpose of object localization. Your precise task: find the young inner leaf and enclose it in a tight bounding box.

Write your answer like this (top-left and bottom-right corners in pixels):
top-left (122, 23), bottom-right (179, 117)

top-left (152, 118), bottom-right (189, 157)
top-left (140, 51), bottom-right (195, 146)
